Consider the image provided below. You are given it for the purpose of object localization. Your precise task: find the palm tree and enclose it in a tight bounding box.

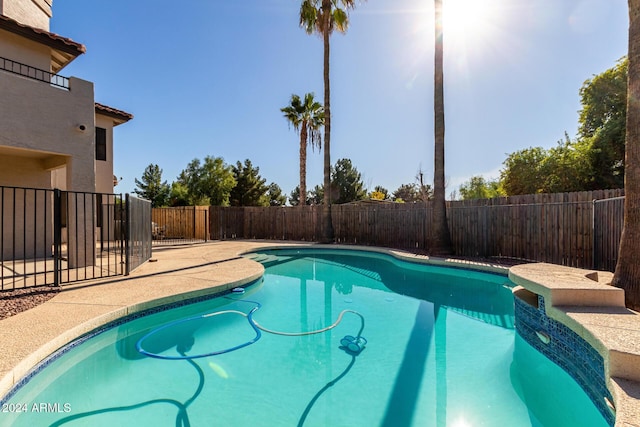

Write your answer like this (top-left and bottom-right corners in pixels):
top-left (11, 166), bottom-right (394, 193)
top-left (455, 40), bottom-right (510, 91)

top-left (431, 0), bottom-right (453, 255)
top-left (612, 0), bottom-right (640, 311)
top-left (281, 93), bottom-right (324, 205)
top-left (299, 0), bottom-right (362, 242)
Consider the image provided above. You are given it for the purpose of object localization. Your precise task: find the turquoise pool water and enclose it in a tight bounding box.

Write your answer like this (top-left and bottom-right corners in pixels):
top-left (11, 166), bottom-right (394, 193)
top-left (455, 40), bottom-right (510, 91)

top-left (0, 249), bottom-right (609, 426)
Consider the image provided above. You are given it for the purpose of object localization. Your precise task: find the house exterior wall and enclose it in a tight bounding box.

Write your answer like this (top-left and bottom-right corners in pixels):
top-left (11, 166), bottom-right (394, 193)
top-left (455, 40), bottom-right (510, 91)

top-left (50, 167), bottom-right (65, 189)
top-left (0, 72), bottom-right (95, 264)
top-left (0, 74), bottom-right (96, 192)
top-left (1, 186), bottom-right (54, 260)
top-left (95, 114), bottom-right (115, 194)
top-left (0, 0), bottom-right (132, 267)
top-left (0, 29), bottom-right (51, 71)
top-left (0, 0), bottom-right (52, 30)
top-left (0, 155), bottom-right (52, 188)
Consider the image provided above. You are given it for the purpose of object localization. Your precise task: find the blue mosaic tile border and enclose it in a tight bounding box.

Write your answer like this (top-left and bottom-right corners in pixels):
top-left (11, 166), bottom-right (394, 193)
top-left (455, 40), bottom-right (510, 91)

top-left (0, 282), bottom-right (258, 405)
top-left (514, 295), bottom-right (615, 426)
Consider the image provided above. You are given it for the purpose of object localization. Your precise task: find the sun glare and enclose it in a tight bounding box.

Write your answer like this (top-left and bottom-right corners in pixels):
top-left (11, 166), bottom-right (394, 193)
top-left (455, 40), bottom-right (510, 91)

top-left (396, 0), bottom-right (510, 87)
top-left (450, 417), bottom-right (473, 427)
top-left (442, 0), bottom-right (506, 56)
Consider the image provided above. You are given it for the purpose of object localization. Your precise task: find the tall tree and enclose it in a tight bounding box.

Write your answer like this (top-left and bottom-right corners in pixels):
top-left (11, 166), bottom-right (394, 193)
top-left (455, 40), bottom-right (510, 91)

top-left (133, 164), bottom-right (170, 208)
top-left (496, 60), bottom-right (627, 196)
top-left (230, 159), bottom-right (270, 206)
top-left (267, 183), bottom-right (287, 206)
top-left (613, 1), bottom-right (640, 311)
top-left (392, 183), bottom-right (420, 203)
top-left (177, 156), bottom-right (236, 206)
top-left (332, 158), bottom-right (367, 204)
top-left (431, 0), bottom-right (452, 254)
top-left (500, 147), bottom-right (549, 195)
top-left (578, 57), bottom-right (628, 189)
top-left (289, 186), bottom-right (306, 206)
top-left (459, 176), bottom-right (502, 200)
top-left (168, 181), bottom-right (190, 207)
top-left (294, 159), bottom-right (365, 205)
top-left (300, 0), bottom-right (363, 242)
top-left (542, 136), bottom-right (591, 193)
top-left (499, 137), bottom-right (596, 196)
top-left (281, 93), bottom-right (324, 205)
top-left (308, 184), bottom-right (326, 205)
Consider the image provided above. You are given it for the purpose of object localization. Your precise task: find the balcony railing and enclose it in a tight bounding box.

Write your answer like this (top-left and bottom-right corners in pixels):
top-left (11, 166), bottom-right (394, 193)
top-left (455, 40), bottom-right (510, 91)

top-left (0, 56), bottom-right (69, 89)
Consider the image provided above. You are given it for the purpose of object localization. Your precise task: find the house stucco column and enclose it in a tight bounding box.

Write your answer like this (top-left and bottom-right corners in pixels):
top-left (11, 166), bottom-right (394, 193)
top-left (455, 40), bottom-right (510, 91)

top-left (63, 78), bottom-right (97, 268)
top-left (0, 73), bottom-right (97, 268)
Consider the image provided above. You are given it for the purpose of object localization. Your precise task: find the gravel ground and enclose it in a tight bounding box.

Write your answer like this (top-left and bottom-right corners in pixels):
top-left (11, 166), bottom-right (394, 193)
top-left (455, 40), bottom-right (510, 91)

top-left (0, 287), bottom-right (60, 321)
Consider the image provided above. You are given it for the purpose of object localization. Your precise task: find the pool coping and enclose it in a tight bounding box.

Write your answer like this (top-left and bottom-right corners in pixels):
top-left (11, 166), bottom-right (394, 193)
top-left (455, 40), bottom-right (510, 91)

top-left (1, 241), bottom-right (637, 426)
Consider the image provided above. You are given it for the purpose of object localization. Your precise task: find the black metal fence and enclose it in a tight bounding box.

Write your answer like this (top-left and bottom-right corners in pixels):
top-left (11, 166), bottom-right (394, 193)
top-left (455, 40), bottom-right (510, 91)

top-left (1, 186), bottom-right (152, 291)
top-left (0, 56), bottom-right (69, 89)
top-left (126, 194), bottom-right (152, 274)
top-left (1, 187), bottom-right (54, 289)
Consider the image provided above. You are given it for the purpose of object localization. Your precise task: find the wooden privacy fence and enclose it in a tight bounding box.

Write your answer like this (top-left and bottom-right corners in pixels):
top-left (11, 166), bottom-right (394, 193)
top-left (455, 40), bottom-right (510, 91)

top-left (152, 206), bottom-right (209, 243)
top-left (593, 196), bottom-right (625, 272)
top-left (207, 189), bottom-right (624, 271)
top-left (210, 206), bottom-right (320, 241)
top-left (209, 203), bottom-right (433, 247)
top-left (448, 189), bottom-right (623, 268)
top-left (332, 203), bottom-right (432, 250)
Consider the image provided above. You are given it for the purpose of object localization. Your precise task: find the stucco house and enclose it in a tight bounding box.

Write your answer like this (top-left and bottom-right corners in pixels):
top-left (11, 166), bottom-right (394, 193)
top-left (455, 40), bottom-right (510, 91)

top-left (0, 0), bottom-right (132, 193)
top-left (0, 0), bottom-right (132, 266)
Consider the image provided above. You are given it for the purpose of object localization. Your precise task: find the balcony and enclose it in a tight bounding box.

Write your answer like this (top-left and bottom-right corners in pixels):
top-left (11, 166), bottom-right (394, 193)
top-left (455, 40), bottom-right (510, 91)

top-left (0, 56), bottom-right (69, 90)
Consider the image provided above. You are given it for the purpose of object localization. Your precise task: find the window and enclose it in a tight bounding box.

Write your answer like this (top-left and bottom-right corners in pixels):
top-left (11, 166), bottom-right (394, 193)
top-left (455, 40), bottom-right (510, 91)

top-left (95, 127), bottom-right (107, 161)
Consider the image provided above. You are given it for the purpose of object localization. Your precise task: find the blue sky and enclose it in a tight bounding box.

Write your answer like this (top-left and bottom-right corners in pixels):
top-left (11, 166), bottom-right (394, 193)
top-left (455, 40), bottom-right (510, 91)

top-left (51, 0), bottom-right (628, 199)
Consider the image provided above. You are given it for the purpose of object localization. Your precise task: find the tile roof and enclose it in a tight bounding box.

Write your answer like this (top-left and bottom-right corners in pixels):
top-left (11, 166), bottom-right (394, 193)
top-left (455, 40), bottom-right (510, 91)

top-left (0, 14), bottom-right (85, 55)
top-left (95, 103), bottom-right (134, 125)
top-left (0, 14), bottom-right (85, 72)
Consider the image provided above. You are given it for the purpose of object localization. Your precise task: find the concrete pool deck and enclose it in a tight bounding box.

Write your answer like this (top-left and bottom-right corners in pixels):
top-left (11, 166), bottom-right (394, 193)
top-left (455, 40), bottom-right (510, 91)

top-left (0, 241), bottom-right (638, 426)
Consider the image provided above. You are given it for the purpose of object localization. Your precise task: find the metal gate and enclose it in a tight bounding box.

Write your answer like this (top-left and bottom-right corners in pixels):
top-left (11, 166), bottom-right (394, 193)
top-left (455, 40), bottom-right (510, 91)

top-left (1, 186), bottom-right (152, 291)
top-left (126, 194), bottom-right (152, 274)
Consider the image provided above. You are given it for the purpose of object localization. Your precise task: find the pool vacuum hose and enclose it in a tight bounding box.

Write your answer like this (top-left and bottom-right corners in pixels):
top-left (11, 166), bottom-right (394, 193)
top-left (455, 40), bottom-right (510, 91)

top-left (136, 292), bottom-right (367, 359)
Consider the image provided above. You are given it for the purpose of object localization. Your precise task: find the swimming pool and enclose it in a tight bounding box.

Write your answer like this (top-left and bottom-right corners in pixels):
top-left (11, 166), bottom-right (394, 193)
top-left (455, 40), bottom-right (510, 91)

top-left (0, 248), bottom-right (609, 426)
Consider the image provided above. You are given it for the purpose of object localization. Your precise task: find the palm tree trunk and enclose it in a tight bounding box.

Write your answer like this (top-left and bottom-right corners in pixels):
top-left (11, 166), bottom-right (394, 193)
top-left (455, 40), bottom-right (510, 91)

top-left (300, 127), bottom-right (308, 204)
top-left (612, 0), bottom-right (640, 311)
top-left (321, 0), bottom-right (335, 242)
top-left (431, 0), bottom-right (453, 255)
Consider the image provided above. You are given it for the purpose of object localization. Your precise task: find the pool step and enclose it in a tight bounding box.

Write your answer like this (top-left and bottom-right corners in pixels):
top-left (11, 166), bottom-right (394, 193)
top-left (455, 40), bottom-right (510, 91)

top-left (243, 253), bottom-right (290, 265)
top-left (341, 265), bottom-right (382, 282)
top-left (447, 306), bottom-right (515, 329)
